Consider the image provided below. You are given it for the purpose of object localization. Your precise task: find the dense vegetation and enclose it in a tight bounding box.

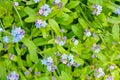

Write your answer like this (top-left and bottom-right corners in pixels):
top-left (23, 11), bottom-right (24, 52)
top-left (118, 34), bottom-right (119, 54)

top-left (0, 0), bottom-right (120, 80)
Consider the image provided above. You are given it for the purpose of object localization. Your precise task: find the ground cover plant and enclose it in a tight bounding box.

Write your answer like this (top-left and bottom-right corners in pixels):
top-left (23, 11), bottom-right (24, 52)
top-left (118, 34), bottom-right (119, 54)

top-left (0, 0), bottom-right (120, 80)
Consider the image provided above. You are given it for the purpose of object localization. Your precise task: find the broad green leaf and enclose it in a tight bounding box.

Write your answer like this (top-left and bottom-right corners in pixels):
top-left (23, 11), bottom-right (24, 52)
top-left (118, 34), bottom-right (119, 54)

top-left (78, 18), bottom-right (88, 29)
top-left (74, 57), bottom-right (84, 65)
top-left (107, 17), bottom-right (120, 24)
top-left (33, 38), bottom-right (48, 46)
top-left (66, 1), bottom-right (80, 9)
top-left (22, 38), bottom-right (38, 62)
top-left (61, 71), bottom-right (71, 80)
top-left (88, 0), bottom-right (103, 5)
top-left (57, 45), bottom-right (69, 54)
top-left (24, 15), bottom-right (36, 22)
top-left (3, 14), bottom-right (13, 27)
top-left (112, 70), bottom-right (119, 80)
top-left (71, 24), bottom-right (83, 40)
top-left (56, 12), bottom-right (73, 25)
top-left (38, 77), bottom-right (50, 80)
top-left (96, 53), bottom-right (107, 62)
top-left (112, 24), bottom-right (119, 41)
top-left (48, 19), bottom-right (60, 35)
top-left (24, 6), bottom-right (35, 16)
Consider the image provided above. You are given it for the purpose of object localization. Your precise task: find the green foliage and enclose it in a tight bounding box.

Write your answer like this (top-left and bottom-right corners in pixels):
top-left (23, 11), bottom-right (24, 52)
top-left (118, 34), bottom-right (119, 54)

top-left (0, 0), bottom-right (120, 80)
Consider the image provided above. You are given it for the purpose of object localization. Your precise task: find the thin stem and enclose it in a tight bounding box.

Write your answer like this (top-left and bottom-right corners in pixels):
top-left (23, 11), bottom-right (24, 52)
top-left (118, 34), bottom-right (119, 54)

top-left (13, 5), bottom-right (23, 27)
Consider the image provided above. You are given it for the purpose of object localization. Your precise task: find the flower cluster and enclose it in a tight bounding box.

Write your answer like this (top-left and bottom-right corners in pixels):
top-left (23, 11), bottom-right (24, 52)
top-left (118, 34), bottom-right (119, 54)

top-left (39, 4), bottom-right (52, 17)
top-left (61, 54), bottom-right (80, 67)
top-left (55, 36), bottom-right (67, 46)
top-left (84, 29), bottom-right (91, 37)
top-left (91, 43), bottom-right (100, 53)
top-left (35, 19), bottom-right (47, 28)
top-left (94, 68), bottom-right (105, 78)
top-left (41, 57), bottom-right (57, 72)
top-left (7, 71), bottom-right (19, 80)
top-left (115, 6), bottom-right (120, 15)
top-left (92, 4), bottom-right (102, 15)
top-left (11, 27), bottom-right (25, 42)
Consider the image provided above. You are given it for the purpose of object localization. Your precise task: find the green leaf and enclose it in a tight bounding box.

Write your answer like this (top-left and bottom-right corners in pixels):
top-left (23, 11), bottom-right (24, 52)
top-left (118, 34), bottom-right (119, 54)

top-left (33, 38), bottom-right (48, 46)
top-left (22, 38), bottom-right (38, 62)
top-left (0, 43), bottom-right (3, 51)
top-left (38, 77), bottom-right (50, 80)
top-left (112, 24), bottom-right (119, 41)
top-left (3, 14), bottom-right (14, 27)
top-left (15, 43), bottom-right (21, 55)
top-left (48, 19), bottom-right (60, 35)
top-left (71, 24), bottom-right (83, 40)
top-left (107, 17), bottom-right (120, 24)
top-left (61, 71), bottom-right (72, 80)
top-left (24, 15), bottom-right (36, 22)
top-left (57, 45), bottom-right (69, 54)
top-left (24, 7), bottom-right (35, 16)
top-left (78, 18), bottom-right (88, 28)
top-left (112, 70), bottom-right (119, 80)
top-left (96, 53), bottom-right (107, 62)
top-left (56, 12), bottom-right (73, 25)
top-left (74, 57), bottom-right (84, 65)
top-left (66, 1), bottom-right (80, 9)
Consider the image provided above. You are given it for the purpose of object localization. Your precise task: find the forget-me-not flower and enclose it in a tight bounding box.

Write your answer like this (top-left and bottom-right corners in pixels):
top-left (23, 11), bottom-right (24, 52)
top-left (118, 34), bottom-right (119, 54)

top-left (11, 27), bottom-right (25, 42)
top-left (7, 71), bottom-right (19, 80)
top-left (3, 36), bottom-right (9, 43)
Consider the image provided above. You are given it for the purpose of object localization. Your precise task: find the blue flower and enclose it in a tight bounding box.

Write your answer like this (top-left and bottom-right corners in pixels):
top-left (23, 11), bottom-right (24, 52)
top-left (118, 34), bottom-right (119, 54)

top-left (14, 2), bottom-right (19, 7)
top-left (3, 36), bottom-right (9, 43)
top-left (33, 0), bottom-right (39, 3)
top-left (35, 19), bottom-right (47, 28)
top-left (92, 4), bottom-right (102, 15)
top-left (7, 71), bottom-right (19, 80)
top-left (115, 6), bottom-right (120, 15)
top-left (39, 4), bottom-right (52, 17)
top-left (11, 27), bottom-right (25, 42)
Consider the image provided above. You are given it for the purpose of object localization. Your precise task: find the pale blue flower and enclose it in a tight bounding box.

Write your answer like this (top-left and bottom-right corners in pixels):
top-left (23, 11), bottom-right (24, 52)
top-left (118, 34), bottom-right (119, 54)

top-left (41, 58), bottom-right (47, 65)
top-left (91, 43), bottom-right (100, 53)
top-left (106, 76), bottom-right (114, 80)
top-left (0, 27), bottom-right (3, 32)
top-left (54, 0), bottom-right (61, 4)
top-left (3, 36), bottom-right (9, 43)
top-left (11, 27), bottom-right (25, 42)
top-left (92, 4), bottom-right (102, 15)
top-left (115, 6), bottom-right (120, 15)
top-left (7, 71), bottom-right (19, 80)
top-left (84, 29), bottom-right (91, 37)
top-left (61, 54), bottom-right (68, 59)
top-left (35, 19), bottom-right (47, 28)
top-left (109, 64), bottom-right (114, 70)
top-left (14, 2), bottom-right (19, 6)
top-left (39, 4), bottom-right (52, 17)
top-left (34, 0), bottom-right (39, 3)
top-left (94, 68), bottom-right (105, 78)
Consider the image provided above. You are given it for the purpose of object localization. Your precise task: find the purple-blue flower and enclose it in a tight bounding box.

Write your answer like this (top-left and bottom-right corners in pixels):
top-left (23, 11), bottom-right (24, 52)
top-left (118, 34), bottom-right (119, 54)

top-left (92, 4), bottom-right (102, 15)
top-left (94, 68), bottom-right (105, 78)
top-left (11, 27), bottom-right (25, 42)
top-left (7, 71), bottom-right (19, 80)
top-left (3, 36), bottom-right (9, 43)
top-left (39, 4), bottom-right (52, 17)
top-left (35, 19), bottom-right (47, 28)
